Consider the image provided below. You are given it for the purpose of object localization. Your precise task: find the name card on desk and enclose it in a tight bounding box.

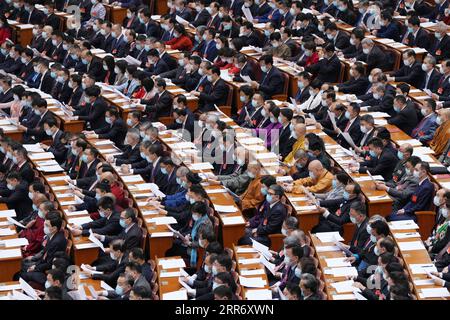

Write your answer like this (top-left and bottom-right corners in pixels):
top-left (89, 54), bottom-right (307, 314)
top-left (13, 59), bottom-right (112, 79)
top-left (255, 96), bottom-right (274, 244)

top-left (393, 232), bottom-right (420, 239)
top-left (239, 276), bottom-right (266, 288)
top-left (389, 220), bottom-right (419, 230)
top-left (221, 216), bottom-right (245, 225)
top-left (150, 232), bottom-right (174, 238)
top-left (245, 289), bottom-right (272, 300)
top-left (410, 264), bottom-right (437, 274)
top-left (0, 248), bottom-right (22, 259)
top-left (159, 258), bottom-right (186, 269)
top-left (419, 288), bottom-right (450, 298)
top-left (213, 204), bottom-right (238, 213)
top-left (162, 290), bottom-right (187, 300)
top-left (315, 232), bottom-right (344, 243)
top-left (0, 238), bottom-right (28, 248)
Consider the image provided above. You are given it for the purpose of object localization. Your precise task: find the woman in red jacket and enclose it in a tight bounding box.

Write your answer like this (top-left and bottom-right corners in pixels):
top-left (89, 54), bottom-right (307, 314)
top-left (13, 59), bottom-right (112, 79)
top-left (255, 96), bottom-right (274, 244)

top-left (165, 24), bottom-right (193, 51)
top-left (298, 41), bottom-right (320, 67)
top-left (0, 16), bottom-right (11, 45)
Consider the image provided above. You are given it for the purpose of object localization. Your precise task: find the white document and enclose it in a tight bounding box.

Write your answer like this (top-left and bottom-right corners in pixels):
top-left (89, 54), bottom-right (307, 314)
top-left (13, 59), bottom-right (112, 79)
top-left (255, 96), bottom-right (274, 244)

top-left (162, 290), bottom-right (187, 300)
top-left (75, 242), bottom-right (99, 250)
top-left (147, 216), bottom-right (177, 225)
top-left (122, 175), bottom-right (143, 183)
top-left (178, 277), bottom-right (192, 291)
top-left (294, 205), bottom-right (318, 212)
top-left (159, 258), bottom-right (186, 269)
top-left (160, 271), bottom-right (181, 278)
top-left (101, 281), bottom-right (114, 291)
top-left (47, 176), bottom-right (69, 182)
top-left (316, 245), bottom-right (341, 252)
top-left (241, 75), bottom-right (252, 82)
top-left (38, 165), bottom-right (64, 173)
top-left (68, 216), bottom-right (93, 226)
top-left (393, 232), bottom-right (421, 239)
top-left (328, 111), bottom-right (337, 129)
top-left (94, 140), bottom-right (113, 146)
top-left (420, 288), bottom-right (450, 298)
top-left (410, 264), bottom-right (438, 274)
top-left (325, 257), bottom-right (352, 268)
top-left (389, 220), bottom-right (419, 230)
top-left (221, 216), bottom-right (245, 225)
top-left (65, 210), bottom-right (89, 217)
top-left (238, 258), bottom-right (260, 265)
top-left (28, 152), bottom-right (54, 160)
top-left (0, 238), bottom-right (28, 247)
top-left (241, 5), bottom-right (254, 22)
top-left (341, 132), bottom-right (356, 148)
top-left (0, 283), bottom-right (21, 291)
top-left (19, 278), bottom-right (39, 300)
top-left (413, 279), bottom-right (435, 286)
top-left (188, 162), bottom-right (214, 170)
top-left (205, 188), bottom-right (228, 194)
top-left (88, 233), bottom-right (105, 252)
top-left (315, 231), bottom-right (344, 243)
top-left (331, 280), bottom-right (360, 293)
top-left (0, 248), bottom-right (22, 258)
top-left (326, 267), bottom-right (358, 277)
top-left (241, 269), bottom-right (266, 276)
top-left (245, 289), bottom-right (272, 300)
top-left (150, 232), bottom-right (174, 238)
top-left (0, 228), bottom-right (15, 236)
top-left (23, 144), bottom-right (44, 153)
top-left (239, 276), bottom-right (266, 288)
top-left (237, 247), bottom-right (258, 254)
top-left (251, 238), bottom-right (272, 259)
top-left (259, 256), bottom-right (276, 276)
top-left (10, 290), bottom-right (34, 300)
top-left (213, 204), bottom-right (238, 213)
top-left (0, 210), bottom-right (16, 218)
top-left (80, 264), bottom-right (103, 275)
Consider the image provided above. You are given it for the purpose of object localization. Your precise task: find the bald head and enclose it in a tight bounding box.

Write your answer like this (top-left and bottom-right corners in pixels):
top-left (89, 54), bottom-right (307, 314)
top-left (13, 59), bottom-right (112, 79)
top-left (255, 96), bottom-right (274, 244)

top-left (294, 123), bottom-right (306, 137)
top-left (399, 143), bottom-right (413, 159)
top-left (308, 160), bottom-right (324, 178)
top-left (34, 193), bottom-right (48, 206)
top-left (101, 172), bottom-right (116, 184)
top-left (438, 108), bottom-right (450, 122)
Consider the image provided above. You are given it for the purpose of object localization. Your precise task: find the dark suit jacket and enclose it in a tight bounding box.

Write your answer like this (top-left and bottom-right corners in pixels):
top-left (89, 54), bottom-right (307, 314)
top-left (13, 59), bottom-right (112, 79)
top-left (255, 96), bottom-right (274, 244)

top-left (198, 78), bottom-right (229, 112)
top-left (0, 88), bottom-right (13, 104)
top-left (191, 9), bottom-right (210, 27)
top-left (143, 90), bottom-right (173, 120)
top-left (393, 60), bottom-right (426, 89)
top-left (306, 54), bottom-right (341, 83)
top-left (115, 144), bottom-right (142, 166)
top-left (404, 27), bottom-right (431, 51)
top-left (24, 110), bottom-right (54, 142)
top-left (423, 69), bottom-right (441, 93)
top-left (359, 148), bottom-right (398, 181)
top-left (337, 117), bottom-right (363, 149)
top-left (337, 77), bottom-right (370, 96)
top-left (47, 130), bottom-right (67, 164)
top-left (387, 103), bottom-right (418, 135)
top-left (95, 118), bottom-right (128, 149)
top-left (255, 201), bottom-right (287, 246)
top-left (0, 181), bottom-right (32, 220)
top-left (17, 162), bottom-right (35, 184)
top-left (259, 66), bottom-right (284, 99)
top-left (34, 231), bottom-right (67, 272)
top-left (81, 211), bottom-right (122, 237)
top-left (430, 34), bottom-right (450, 61)
top-left (104, 222), bottom-right (142, 252)
top-left (357, 45), bottom-right (388, 71)
top-left (349, 218), bottom-right (370, 255)
top-left (74, 98), bottom-right (108, 130)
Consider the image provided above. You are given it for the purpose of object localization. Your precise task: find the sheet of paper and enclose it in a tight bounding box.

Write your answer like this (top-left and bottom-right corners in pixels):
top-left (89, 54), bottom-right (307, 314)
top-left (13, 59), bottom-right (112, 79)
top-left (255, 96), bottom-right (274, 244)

top-left (259, 256), bottom-right (276, 275)
top-left (238, 258), bottom-right (260, 265)
top-left (331, 280), bottom-right (360, 293)
top-left (47, 176), bottom-right (69, 182)
top-left (251, 238), bottom-right (272, 259)
top-left (0, 248), bottom-right (22, 258)
top-left (80, 264), bottom-right (103, 275)
top-left (410, 264), bottom-right (437, 274)
top-left (315, 232), bottom-right (344, 243)
top-left (239, 276), bottom-right (267, 288)
top-left (0, 228), bottom-right (15, 236)
top-left (221, 216), bottom-right (245, 225)
top-left (6, 217), bottom-right (26, 229)
top-left (420, 288), bottom-right (450, 298)
top-left (241, 269), bottom-right (266, 276)
top-left (413, 279), bottom-right (435, 286)
top-left (147, 216), bottom-right (177, 225)
top-left (237, 247), bottom-right (258, 254)
top-left (10, 290), bottom-right (34, 300)
top-left (159, 259), bottom-right (186, 269)
top-left (0, 210), bottom-right (16, 218)
top-left (88, 233), bottom-right (105, 252)
top-left (341, 132), bottom-right (356, 148)
top-left (68, 216), bottom-right (93, 225)
top-left (316, 245), bottom-right (341, 252)
top-left (0, 238), bottom-right (28, 247)
top-left (325, 257), bottom-right (352, 268)
top-left (188, 162), bottom-right (214, 170)
top-left (389, 220), bottom-right (419, 230)
top-left (160, 271), bottom-right (181, 278)
top-left (122, 175), bottom-right (143, 183)
top-left (213, 204), bottom-right (238, 213)
top-left (245, 289), bottom-right (272, 300)
top-left (162, 290), bottom-right (187, 300)
top-left (326, 267), bottom-right (358, 277)
top-left (28, 152), bottom-right (54, 160)
top-left (150, 232), bottom-right (174, 238)
top-left (241, 5), bottom-right (254, 22)
top-left (0, 283), bottom-right (21, 291)
top-left (19, 278), bottom-right (39, 300)
top-left (101, 281), bottom-right (114, 291)
top-left (393, 232), bottom-right (421, 239)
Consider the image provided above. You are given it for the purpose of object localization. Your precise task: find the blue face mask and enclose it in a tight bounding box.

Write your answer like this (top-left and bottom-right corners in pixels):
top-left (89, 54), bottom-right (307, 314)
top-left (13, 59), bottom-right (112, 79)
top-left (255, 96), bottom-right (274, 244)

top-left (397, 151), bottom-right (404, 160)
top-left (332, 179), bottom-right (337, 188)
top-left (115, 286), bottom-right (124, 295)
top-left (176, 177), bottom-right (182, 185)
top-left (343, 191), bottom-right (350, 200)
top-left (261, 187), bottom-right (268, 195)
top-left (161, 167), bottom-right (168, 175)
top-left (266, 194), bottom-right (273, 203)
top-left (369, 150), bottom-right (377, 157)
top-left (81, 154), bottom-right (88, 163)
top-left (119, 219), bottom-right (127, 228)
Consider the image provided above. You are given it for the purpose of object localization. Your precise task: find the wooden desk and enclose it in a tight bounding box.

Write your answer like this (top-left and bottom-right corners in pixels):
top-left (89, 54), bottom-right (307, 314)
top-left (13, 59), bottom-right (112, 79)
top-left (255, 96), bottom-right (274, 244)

top-left (105, 5), bottom-right (127, 24)
top-left (0, 203), bottom-right (23, 283)
top-left (8, 21), bottom-right (33, 47)
top-left (156, 256), bottom-right (185, 299)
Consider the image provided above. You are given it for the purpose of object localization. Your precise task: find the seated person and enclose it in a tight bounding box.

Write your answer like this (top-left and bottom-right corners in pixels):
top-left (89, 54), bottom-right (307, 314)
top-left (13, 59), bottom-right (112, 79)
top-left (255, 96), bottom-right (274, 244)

top-left (286, 160), bottom-right (334, 195)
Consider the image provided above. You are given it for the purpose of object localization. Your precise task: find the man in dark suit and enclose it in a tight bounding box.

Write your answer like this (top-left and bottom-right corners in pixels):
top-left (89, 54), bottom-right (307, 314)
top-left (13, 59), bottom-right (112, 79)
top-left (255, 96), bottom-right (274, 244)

top-left (337, 103), bottom-right (363, 150)
top-left (141, 78), bottom-right (173, 121)
top-left (313, 183), bottom-right (363, 233)
top-left (249, 55), bottom-right (284, 99)
top-left (348, 202), bottom-right (370, 256)
top-left (43, 3), bottom-right (61, 31)
top-left (88, 21), bottom-right (105, 50)
top-left (18, 48), bottom-right (35, 81)
top-left (239, 22), bottom-right (262, 48)
top-left (74, 147), bottom-right (100, 190)
top-left (18, 212), bottom-right (67, 286)
top-left (357, 39), bottom-right (388, 71)
top-left (205, 2), bottom-right (221, 29)
top-left (402, 16), bottom-right (431, 51)
top-left (145, 144), bottom-right (166, 187)
top-left (390, 49), bottom-right (426, 89)
top-left (143, 49), bottom-right (169, 77)
top-left (387, 95), bottom-right (419, 135)
top-left (73, 85), bottom-right (108, 131)
top-left (49, 32), bottom-right (67, 63)
top-left (200, 28), bottom-right (218, 62)
top-left (92, 208), bottom-right (143, 254)
top-left (219, 16), bottom-right (240, 39)
top-left (376, 11), bottom-right (400, 41)
top-left (109, 25), bottom-right (129, 57)
top-left (191, 0), bottom-right (211, 27)
top-left (306, 44), bottom-right (342, 83)
top-left (43, 118), bottom-right (67, 164)
top-left (336, 63), bottom-right (370, 96)
top-left (1, 45), bottom-right (24, 76)
top-left (421, 55), bottom-right (441, 93)
top-left (80, 50), bottom-right (104, 81)
top-left (274, 108), bottom-right (295, 160)
top-left (388, 162), bottom-right (434, 221)
top-left (0, 76), bottom-right (14, 104)
top-left (136, 8), bottom-right (160, 38)
top-left (0, 172), bottom-right (32, 221)
top-left (238, 185), bottom-right (287, 247)
top-left (159, 157), bottom-right (179, 195)
top-left (429, 22), bottom-right (450, 61)
top-left (64, 138), bottom-right (87, 180)
top-left (19, 98), bottom-right (54, 143)
top-left (172, 108), bottom-right (195, 142)
top-left (11, 147), bottom-right (34, 184)
top-left (91, 108), bottom-right (128, 149)
top-left (26, 59), bottom-right (55, 94)
top-left (193, 65), bottom-right (229, 113)
top-left (324, 23), bottom-right (350, 50)
top-left (114, 129), bottom-right (142, 166)
top-left (356, 137), bottom-right (398, 181)
top-left (361, 83), bottom-right (395, 116)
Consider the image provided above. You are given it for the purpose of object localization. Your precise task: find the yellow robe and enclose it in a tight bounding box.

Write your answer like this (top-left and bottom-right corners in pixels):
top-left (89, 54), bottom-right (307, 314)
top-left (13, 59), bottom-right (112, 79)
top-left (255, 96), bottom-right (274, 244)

top-left (430, 120), bottom-right (450, 156)
top-left (292, 170), bottom-right (334, 194)
top-left (284, 137), bottom-right (305, 164)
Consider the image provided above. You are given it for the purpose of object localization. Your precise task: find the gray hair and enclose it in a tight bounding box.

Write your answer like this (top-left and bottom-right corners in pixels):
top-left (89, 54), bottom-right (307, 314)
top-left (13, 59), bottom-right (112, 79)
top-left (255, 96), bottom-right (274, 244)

top-left (361, 38), bottom-right (374, 46)
top-left (176, 166), bottom-right (190, 177)
top-left (284, 235), bottom-right (300, 248)
top-left (127, 128), bottom-right (140, 140)
top-left (294, 148), bottom-right (308, 160)
top-left (301, 273), bottom-right (318, 292)
top-left (284, 216), bottom-right (299, 230)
